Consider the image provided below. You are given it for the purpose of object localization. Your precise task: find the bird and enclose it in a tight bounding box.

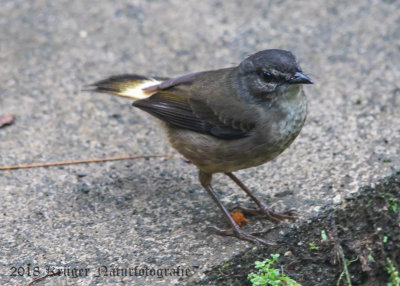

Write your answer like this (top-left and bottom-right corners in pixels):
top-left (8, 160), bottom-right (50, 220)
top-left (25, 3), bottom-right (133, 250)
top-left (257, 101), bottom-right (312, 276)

top-left (89, 49), bottom-right (313, 246)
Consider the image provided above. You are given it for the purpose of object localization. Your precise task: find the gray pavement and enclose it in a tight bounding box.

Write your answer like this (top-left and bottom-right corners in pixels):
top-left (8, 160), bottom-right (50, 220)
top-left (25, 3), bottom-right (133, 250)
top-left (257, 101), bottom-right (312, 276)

top-left (0, 0), bottom-right (399, 285)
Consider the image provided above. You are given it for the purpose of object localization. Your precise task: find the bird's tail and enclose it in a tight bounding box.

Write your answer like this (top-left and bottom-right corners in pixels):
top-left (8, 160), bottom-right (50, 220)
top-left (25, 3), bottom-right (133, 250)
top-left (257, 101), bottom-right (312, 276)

top-left (87, 74), bottom-right (162, 100)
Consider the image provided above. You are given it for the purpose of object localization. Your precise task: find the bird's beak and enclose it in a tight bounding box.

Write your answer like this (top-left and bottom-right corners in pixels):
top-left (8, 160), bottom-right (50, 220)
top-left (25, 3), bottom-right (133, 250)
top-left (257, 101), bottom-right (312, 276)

top-left (289, 72), bottom-right (313, 84)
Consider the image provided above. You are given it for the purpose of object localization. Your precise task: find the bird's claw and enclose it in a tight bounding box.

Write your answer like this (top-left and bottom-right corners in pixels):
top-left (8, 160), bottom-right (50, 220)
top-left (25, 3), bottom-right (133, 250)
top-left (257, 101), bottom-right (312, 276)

top-left (207, 225), bottom-right (276, 247)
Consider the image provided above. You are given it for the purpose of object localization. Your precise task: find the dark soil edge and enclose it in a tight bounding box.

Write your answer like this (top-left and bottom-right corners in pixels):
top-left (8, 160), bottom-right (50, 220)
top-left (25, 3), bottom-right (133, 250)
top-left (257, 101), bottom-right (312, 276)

top-left (190, 170), bottom-right (400, 286)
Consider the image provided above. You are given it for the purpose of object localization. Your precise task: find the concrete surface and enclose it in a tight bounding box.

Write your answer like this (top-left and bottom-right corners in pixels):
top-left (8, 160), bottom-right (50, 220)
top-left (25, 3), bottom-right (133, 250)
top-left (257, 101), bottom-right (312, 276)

top-left (0, 0), bottom-right (399, 285)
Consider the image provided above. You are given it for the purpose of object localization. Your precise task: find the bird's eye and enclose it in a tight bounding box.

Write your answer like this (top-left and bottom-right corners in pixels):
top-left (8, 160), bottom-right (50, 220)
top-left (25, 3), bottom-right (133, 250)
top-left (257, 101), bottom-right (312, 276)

top-left (262, 71), bottom-right (275, 82)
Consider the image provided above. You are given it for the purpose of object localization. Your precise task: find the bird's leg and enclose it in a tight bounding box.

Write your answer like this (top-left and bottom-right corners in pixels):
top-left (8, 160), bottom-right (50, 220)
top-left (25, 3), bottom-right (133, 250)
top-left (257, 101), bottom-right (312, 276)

top-left (225, 172), bottom-right (296, 223)
top-left (199, 171), bottom-right (274, 246)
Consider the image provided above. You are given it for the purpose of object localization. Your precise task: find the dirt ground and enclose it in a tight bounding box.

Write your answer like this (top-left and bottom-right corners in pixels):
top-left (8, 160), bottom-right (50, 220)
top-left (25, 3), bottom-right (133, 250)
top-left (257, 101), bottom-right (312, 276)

top-left (195, 171), bottom-right (400, 286)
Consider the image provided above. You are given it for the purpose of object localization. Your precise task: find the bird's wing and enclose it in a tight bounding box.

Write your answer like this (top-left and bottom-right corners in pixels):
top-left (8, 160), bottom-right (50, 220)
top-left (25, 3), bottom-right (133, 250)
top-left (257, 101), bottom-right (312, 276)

top-left (133, 72), bottom-right (257, 140)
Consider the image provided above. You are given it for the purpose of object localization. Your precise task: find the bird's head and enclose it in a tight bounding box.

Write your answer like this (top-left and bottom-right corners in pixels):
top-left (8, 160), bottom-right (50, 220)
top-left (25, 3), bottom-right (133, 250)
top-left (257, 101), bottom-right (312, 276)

top-left (238, 49), bottom-right (313, 99)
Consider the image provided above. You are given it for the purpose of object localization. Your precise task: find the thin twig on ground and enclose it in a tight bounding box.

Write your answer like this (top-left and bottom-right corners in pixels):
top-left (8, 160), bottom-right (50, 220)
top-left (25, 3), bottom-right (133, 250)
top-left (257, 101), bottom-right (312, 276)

top-left (0, 154), bottom-right (172, 171)
top-left (26, 272), bottom-right (59, 286)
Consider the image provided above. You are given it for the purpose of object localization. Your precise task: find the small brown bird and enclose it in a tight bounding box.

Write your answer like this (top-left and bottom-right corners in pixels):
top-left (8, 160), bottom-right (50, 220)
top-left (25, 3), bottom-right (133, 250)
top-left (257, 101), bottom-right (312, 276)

top-left (89, 49), bottom-right (313, 246)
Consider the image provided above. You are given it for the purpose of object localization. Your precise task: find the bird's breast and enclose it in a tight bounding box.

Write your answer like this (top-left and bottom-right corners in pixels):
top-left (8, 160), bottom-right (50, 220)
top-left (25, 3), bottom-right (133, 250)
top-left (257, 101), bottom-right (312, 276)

top-left (267, 85), bottom-right (308, 150)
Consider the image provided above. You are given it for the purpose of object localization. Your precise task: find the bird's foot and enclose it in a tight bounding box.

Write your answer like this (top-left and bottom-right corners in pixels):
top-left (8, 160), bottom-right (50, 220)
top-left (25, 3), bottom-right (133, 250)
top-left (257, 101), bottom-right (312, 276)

top-left (233, 204), bottom-right (297, 224)
top-left (207, 225), bottom-right (275, 247)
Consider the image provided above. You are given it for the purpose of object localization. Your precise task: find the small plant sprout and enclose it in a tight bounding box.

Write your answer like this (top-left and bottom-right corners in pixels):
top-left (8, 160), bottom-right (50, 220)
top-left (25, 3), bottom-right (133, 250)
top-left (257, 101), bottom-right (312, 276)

top-left (248, 254), bottom-right (302, 286)
top-left (321, 230), bottom-right (328, 241)
top-left (386, 258), bottom-right (400, 286)
top-left (309, 242), bottom-right (319, 251)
